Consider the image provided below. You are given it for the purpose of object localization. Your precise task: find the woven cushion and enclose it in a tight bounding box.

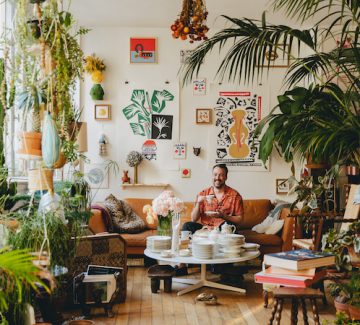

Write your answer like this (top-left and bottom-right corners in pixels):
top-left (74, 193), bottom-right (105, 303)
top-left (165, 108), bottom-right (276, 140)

top-left (104, 194), bottom-right (146, 233)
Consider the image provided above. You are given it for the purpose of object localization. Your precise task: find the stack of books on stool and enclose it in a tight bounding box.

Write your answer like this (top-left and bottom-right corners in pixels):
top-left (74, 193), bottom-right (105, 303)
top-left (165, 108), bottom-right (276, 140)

top-left (255, 249), bottom-right (335, 288)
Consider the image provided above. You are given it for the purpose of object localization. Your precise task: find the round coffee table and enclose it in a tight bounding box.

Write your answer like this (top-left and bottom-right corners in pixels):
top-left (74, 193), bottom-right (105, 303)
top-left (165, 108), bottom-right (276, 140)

top-left (144, 249), bottom-right (260, 296)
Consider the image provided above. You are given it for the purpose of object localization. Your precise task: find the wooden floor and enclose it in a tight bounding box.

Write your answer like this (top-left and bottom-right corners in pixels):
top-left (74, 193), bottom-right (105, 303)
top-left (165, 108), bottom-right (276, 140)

top-left (75, 266), bottom-right (337, 325)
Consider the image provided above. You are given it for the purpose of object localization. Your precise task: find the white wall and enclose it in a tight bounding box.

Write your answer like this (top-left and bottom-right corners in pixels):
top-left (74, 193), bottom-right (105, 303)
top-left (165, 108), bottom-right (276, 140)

top-left (81, 27), bottom-right (300, 202)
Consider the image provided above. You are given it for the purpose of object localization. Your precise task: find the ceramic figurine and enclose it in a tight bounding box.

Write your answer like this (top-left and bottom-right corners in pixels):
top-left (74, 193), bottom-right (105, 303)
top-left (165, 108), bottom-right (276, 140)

top-left (122, 170), bottom-right (130, 184)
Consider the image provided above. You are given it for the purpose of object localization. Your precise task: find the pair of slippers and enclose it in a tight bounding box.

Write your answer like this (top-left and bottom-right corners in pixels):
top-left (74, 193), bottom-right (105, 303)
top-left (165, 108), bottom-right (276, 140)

top-left (195, 292), bottom-right (218, 305)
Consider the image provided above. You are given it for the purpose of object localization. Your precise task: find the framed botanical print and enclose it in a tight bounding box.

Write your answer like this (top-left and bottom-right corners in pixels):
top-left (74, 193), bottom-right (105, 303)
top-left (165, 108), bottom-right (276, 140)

top-left (276, 179), bottom-right (289, 194)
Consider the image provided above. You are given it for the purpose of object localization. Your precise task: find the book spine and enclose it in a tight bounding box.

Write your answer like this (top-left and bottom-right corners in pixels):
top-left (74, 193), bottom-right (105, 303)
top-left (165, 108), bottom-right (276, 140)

top-left (255, 275), bottom-right (311, 288)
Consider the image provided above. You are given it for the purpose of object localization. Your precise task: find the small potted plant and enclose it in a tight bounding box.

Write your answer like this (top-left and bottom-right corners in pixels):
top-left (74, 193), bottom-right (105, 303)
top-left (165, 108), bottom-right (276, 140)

top-left (84, 54), bottom-right (106, 100)
top-left (126, 151), bottom-right (143, 184)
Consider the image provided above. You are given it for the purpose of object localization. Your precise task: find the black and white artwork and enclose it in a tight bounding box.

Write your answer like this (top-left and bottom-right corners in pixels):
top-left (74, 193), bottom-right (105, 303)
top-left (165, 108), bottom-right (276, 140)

top-left (151, 114), bottom-right (173, 140)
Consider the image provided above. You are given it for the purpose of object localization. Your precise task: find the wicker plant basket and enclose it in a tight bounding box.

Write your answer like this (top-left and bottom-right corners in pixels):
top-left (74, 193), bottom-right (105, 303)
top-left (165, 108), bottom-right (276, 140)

top-left (28, 168), bottom-right (54, 192)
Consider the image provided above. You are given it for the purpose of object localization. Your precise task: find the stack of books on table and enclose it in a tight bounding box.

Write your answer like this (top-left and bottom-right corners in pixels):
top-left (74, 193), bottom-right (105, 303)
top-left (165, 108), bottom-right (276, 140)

top-left (255, 249), bottom-right (335, 288)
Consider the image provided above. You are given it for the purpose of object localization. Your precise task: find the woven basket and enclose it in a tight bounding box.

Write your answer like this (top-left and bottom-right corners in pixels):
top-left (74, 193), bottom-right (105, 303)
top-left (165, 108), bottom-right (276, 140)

top-left (28, 168), bottom-right (54, 192)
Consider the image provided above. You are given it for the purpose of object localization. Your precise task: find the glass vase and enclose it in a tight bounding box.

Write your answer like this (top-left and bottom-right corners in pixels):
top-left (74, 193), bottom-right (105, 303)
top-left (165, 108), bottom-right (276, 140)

top-left (157, 212), bottom-right (173, 236)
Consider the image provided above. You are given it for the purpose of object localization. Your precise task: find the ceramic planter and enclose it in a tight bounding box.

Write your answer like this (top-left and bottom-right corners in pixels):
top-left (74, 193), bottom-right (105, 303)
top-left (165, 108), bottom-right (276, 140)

top-left (349, 305), bottom-right (360, 320)
top-left (17, 131), bottom-right (42, 157)
top-left (334, 299), bottom-right (350, 317)
top-left (348, 246), bottom-right (360, 268)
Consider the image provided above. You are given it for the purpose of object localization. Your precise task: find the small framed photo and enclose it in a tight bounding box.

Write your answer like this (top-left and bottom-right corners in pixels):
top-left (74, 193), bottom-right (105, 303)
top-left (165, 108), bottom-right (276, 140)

top-left (95, 104), bottom-right (111, 120)
top-left (193, 78), bottom-right (206, 95)
top-left (130, 37), bottom-right (157, 63)
top-left (257, 46), bottom-right (290, 68)
top-left (276, 179), bottom-right (289, 195)
top-left (196, 108), bottom-right (212, 124)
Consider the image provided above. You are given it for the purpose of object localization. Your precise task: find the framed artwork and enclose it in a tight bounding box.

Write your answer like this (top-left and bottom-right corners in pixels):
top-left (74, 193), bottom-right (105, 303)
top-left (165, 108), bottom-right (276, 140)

top-left (276, 179), bottom-right (289, 195)
top-left (85, 163), bottom-right (109, 189)
top-left (181, 168), bottom-right (191, 178)
top-left (257, 46), bottom-right (290, 68)
top-left (196, 108), bottom-right (212, 124)
top-left (180, 49), bottom-right (193, 64)
top-left (95, 104), bottom-right (111, 120)
top-left (130, 37), bottom-right (157, 63)
top-left (174, 142), bottom-right (186, 159)
top-left (193, 78), bottom-right (206, 95)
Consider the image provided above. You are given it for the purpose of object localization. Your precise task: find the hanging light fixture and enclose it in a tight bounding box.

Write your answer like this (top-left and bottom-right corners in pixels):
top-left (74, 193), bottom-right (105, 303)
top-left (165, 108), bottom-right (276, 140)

top-left (170, 0), bottom-right (209, 43)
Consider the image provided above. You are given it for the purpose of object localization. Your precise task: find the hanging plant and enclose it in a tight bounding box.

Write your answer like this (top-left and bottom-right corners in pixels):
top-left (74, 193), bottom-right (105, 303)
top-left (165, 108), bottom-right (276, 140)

top-left (84, 53), bottom-right (106, 100)
top-left (170, 0), bottom-right (209, 42)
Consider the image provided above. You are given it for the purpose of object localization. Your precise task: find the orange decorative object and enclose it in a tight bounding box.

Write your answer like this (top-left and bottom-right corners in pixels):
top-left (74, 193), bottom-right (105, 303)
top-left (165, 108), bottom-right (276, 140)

top-left (171, 0), bottom-right (209, 43)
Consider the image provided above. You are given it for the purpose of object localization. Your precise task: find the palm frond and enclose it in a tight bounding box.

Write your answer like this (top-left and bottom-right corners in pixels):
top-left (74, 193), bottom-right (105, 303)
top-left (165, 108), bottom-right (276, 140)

top-left (180, 15), bottom-right (318, 85)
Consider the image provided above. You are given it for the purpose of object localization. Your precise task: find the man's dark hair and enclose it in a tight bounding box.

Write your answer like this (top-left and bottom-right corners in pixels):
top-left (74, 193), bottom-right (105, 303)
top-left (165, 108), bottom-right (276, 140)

top-left (212, 164), bottom-right (228, 176)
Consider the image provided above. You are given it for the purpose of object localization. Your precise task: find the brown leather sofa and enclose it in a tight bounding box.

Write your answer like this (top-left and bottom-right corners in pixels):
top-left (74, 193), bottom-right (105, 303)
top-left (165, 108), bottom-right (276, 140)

top-left (89, 198), bottom-right (294, 255)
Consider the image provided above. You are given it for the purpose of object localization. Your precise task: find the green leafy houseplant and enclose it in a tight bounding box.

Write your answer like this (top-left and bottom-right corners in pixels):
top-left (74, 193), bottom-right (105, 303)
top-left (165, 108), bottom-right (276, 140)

top-left (323, 221), bottom-right (360, 271)
top-left (180, 0), bottom-right (360, 168)
top-left (0, 248), bottom-right (44, 325)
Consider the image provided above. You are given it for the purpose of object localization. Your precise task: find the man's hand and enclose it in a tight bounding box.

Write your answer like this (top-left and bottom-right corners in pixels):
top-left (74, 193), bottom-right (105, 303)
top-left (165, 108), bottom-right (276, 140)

top-left (197, 195), bottom-right (206, 204)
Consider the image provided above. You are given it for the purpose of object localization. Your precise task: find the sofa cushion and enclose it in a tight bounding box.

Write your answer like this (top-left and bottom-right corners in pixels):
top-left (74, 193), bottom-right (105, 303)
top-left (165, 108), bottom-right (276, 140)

top-left (240, 200), bottom-right (273, 229)
top-left (121, 229), bottom-right (157, 247)
top-left (105, 195), bottom-right (146, 233)
top-left (124, 198), bottom-right (155, 229)
top-left (238, 229), bottom-right (283, 246)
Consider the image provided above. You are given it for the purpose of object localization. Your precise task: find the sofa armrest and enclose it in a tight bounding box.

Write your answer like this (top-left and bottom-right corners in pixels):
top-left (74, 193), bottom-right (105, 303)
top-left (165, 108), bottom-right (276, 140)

top-left (279, 207), bottom-right (295, 251)
top-left (69, 233), bottom-right (128, 302)
top-left (89, 209), bottom-right (107, 234)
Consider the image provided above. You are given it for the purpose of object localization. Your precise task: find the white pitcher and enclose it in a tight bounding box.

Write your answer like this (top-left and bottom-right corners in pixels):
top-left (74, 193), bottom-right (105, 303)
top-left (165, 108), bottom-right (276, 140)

top-left (221, 222), bottom-right (236, 234)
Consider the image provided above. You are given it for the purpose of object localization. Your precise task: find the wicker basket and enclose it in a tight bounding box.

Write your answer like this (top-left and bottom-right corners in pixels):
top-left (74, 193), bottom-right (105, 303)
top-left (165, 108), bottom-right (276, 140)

top-left (28, 168), bottom-right (54, 192)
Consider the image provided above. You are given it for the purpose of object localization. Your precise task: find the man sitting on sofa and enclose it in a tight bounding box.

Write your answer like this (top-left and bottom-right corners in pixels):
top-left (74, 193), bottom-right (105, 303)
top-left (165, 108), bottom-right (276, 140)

top-left (176, 164), bottom-right (244, 276)
top-left (182, 163), bottom-right (244, 233)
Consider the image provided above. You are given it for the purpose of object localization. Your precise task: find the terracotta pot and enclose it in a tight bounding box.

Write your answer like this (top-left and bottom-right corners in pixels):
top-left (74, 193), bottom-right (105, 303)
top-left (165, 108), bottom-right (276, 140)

top-left (28, 168), bottom-right (54, 192)
top-left (349, 305), bottom-right (360, 320)
top-left (17, 131), bottom-right (42, 157)
top-left (348, 246), bottom-right (360, 268)
top-left (53, 151), bottom-right (67, 169)
top-left (334, 299), bottom-right (350, 316)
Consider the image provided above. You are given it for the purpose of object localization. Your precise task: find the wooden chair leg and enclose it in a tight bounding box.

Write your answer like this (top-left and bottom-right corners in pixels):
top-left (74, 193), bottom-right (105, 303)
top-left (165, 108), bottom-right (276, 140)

top-left (301, 298), bottom-right (309, 325)
top-left (268, 297), bottom-right (278, 325)
top-left (291, 298), bottom-right (298, 325)
top-left (310, 298), bottom-right (320, 325)
top-left (275, 298), bottom-right (283, 325)
top-left (263, 290), bottom-right (269, 308)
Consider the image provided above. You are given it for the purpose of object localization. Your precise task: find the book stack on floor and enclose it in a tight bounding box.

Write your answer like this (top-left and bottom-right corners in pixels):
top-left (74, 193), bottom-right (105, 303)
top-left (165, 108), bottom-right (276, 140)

top-left (255, 249), bottom-right (335, 288)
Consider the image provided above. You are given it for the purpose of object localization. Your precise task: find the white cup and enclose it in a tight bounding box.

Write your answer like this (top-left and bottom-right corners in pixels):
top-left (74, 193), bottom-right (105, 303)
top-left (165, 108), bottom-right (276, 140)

top-left (206, 194), bottom-right (215, 203)
top-left (181, 230), bottom-right (192, 240)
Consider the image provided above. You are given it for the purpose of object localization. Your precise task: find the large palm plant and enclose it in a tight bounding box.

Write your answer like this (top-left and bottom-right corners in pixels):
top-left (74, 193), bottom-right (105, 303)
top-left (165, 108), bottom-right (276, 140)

top-left (0, 248), bottom-right (42, 324)
top-left (181, 0), bottom-right (360, 166)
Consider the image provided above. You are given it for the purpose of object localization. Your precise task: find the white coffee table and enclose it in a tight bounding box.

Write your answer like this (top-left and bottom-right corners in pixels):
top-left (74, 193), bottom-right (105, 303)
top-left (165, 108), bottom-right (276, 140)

top-left (144, 248), bottom-right (260, 296)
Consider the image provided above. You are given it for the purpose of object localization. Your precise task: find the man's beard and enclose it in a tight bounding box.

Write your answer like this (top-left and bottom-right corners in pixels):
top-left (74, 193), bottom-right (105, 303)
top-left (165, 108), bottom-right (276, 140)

top-left (213, 180), bottom-right (225, 189)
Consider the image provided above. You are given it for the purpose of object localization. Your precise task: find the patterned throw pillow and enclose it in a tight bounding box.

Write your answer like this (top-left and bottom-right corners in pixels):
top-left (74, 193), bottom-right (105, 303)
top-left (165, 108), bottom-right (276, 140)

top-left (104, 194), bottom-right (146, 233)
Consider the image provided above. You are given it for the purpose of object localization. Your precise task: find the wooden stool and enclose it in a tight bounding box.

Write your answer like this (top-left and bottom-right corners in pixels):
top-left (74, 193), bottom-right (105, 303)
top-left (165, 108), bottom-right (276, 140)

top-left (268, 287), bottom-right (324, 325)
top-left (147, 264), bottom-right (175, 293)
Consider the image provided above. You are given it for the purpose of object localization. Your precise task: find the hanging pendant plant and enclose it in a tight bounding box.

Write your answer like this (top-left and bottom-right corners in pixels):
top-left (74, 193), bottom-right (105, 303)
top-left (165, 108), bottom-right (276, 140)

top-left (170, 0), bottom-right (209, 42)
top-left (42, 111), bottom-right (60, 168)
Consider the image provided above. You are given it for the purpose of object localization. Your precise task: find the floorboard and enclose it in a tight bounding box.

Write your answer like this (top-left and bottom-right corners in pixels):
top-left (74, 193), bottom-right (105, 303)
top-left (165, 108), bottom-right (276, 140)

top-left (69, 266), bottom-right (337, 325)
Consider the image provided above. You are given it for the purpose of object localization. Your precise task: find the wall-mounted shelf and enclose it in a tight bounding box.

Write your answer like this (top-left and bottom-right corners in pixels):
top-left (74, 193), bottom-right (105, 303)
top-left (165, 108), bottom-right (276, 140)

top-left (122, 183), bottom-right (169, 188)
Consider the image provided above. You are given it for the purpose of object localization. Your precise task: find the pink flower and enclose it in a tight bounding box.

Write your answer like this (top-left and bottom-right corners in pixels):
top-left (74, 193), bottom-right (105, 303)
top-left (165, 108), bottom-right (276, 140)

top-left (151, 191), bottom-right (184, 217)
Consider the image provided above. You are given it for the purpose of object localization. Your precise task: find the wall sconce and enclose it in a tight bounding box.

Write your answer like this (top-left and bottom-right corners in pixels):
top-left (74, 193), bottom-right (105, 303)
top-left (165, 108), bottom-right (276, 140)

top-left (99, 134), bottom-right (108, 156)
top-left (193, 147), bottom-right (201, 156)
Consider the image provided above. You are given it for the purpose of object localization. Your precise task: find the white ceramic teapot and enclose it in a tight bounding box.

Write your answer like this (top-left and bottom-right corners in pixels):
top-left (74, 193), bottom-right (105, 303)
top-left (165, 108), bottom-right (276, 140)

top-left (209, 227), bottom-right (220, 242)
top-left (221, 222), bottom-right (236, 234)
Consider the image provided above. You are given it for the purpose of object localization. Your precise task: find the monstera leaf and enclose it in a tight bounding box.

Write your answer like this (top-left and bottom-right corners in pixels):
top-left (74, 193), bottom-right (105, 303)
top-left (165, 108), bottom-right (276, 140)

top-left (123, 103), bottom-right (143, 120)
top-left (151, 90), bottom-right (174, 113)
top-left (130, 123), bottom-right (145, 136)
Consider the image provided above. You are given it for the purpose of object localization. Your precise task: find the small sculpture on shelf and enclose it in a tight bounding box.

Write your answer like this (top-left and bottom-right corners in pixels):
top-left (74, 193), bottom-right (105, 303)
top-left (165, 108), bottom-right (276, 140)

top-left (121, 170), bottom-right (130, 184)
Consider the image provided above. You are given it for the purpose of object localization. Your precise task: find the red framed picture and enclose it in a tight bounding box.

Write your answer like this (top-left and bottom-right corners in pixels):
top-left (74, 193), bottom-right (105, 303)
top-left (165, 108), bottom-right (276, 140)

top-left (130, 38), bottom-right (157, 63)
